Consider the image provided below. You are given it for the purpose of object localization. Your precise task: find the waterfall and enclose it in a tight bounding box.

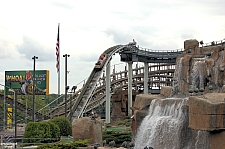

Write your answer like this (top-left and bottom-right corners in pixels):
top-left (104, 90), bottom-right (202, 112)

top-left (195, 130), bottom-right (209, 149)
top-left (172, 58), bottom-right (183, 93)
top-left (134, 98), bottom-right (209, 149)
top-left (191, 60), bottom-right (206, 90)
top-left (191, 61), bottom-right (200, 89)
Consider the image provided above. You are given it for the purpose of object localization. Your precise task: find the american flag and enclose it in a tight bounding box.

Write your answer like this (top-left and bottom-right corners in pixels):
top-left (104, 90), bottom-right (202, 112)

top-left (56, 24), bottom-right (60, 72)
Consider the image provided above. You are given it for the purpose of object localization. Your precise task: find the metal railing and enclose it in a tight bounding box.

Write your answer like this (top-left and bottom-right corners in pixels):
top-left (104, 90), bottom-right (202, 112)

top-left (201, 38), bottom-right (225, 47)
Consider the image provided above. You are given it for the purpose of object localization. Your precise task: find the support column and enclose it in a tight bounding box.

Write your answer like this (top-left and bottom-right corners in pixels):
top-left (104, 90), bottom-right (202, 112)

top-left (144, 62), bottom-right (148, 94)
top-left (128, 61), bottom-right (133, 117)
top-left (106, 61), bottom-right (111, 123)
top-left (3, 86), bottom-right (6, 131)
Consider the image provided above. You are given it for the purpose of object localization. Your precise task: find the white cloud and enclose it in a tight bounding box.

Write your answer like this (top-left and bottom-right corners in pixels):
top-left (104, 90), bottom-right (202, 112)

top-left (0, 0), bottom-right (224, 93)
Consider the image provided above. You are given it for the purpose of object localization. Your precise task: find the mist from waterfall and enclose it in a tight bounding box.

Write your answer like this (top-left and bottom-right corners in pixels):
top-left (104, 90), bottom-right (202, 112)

top-left (134, 98), bottom-right (209, 149)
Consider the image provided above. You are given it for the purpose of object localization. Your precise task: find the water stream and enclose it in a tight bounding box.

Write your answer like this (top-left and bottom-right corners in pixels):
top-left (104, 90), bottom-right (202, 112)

top-left (134, 98), bottom-right (209, 149)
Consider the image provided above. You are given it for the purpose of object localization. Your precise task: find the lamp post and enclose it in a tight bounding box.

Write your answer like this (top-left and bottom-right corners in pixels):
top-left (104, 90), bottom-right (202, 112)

top-left (63, 54), bottom-right (70, 117)
top-left (32, 56), bottom-right (38, 122)
top-left (68, 86), bottom-right (77, 122)
top-left (0, 84), bottom-right (8, 132)
top-left (13, 90), bottom-right (17, 148)
top-left (0, 84), bottom-right (17, 147)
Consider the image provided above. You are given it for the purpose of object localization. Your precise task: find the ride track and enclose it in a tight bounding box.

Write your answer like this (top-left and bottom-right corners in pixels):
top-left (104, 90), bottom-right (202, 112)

top-left (0, 44), bottom-right (183, 122)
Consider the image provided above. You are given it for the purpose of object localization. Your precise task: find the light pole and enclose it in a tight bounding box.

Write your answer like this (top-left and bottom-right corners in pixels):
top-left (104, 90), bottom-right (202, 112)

top-left (68, 86), bottom-right (77, 122)
top-left (32, 56), bottom-right (38, 122)
top-left (13, 90), bottom-right (17, 148)
top-left (0, 84), bottom-right (17, 147)
top-left (0, 84), bottom-right (8, 131)
top-left (63, 54), bottom-right (70, 117)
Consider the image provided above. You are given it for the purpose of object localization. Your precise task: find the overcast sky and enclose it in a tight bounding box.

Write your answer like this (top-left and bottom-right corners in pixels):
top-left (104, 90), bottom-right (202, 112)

top-left (0, 0), bottom-right (224, 94)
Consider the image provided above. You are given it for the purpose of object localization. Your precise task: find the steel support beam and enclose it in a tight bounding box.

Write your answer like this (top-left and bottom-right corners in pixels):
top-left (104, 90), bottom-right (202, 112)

top-left (128, 61), bottom-right (133, 117)
top-left (106, 61), bottom-right (111, 123)
top-left (144, 62), bottom-right (148, 94)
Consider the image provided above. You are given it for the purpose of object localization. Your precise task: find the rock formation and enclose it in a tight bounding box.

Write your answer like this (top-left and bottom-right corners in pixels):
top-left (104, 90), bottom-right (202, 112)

top-left (133, 39), bottom-right (225, 149)
top-left (173, 39), bottom-right (225, 96)
top-left (111, 89), bottom-right (136, 121)
top-left (72, 117), bottom-right (102, 146)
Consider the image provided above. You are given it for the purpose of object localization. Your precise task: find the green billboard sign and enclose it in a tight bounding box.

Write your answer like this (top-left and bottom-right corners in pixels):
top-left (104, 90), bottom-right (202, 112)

top-left (5, 70), bottom-right (49, 95)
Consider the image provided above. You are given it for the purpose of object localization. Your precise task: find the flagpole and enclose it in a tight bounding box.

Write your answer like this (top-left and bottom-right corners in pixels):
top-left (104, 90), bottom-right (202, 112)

top-left (56, 23), bottom-right (60, 102)
top-left (58, 23), bottom-right (60, 99)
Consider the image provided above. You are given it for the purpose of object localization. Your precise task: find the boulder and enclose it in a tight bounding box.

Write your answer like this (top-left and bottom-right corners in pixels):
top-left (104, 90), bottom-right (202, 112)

top-left (184, 39), bottom-right (199, 50)
top-left (72, 117), bottom-right (102, 145)
top-left (160, 86), bottom-right (172, 97)
top-left (133, 94), bottom-right (162, 110)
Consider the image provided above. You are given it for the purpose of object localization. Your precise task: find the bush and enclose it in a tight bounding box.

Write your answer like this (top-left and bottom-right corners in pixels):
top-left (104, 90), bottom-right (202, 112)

top-left (199, 88), bottom-right (204, 92)
top-left (102, 131), bottom-right (134, 145)
top-left (73, 139), bottom-right (91, 147)
top-left (50, 116), bottom-right (72, 136)
top-left (117, 119), bottom-right (132, 127)
top-left (194, 88), bottom-right (199, 93)
top-left (23, 121), bottom-right (60, 144)
top-left (188, 89), bottom-right (193, 93)
top-left (208, 85), bottom-right (213, 90)
top-left (36, 139), bottom-right (90, 149)
top-left (48, 122), bottom-right (60, 142)
top-left (206, 52), bottom-right (211, 56)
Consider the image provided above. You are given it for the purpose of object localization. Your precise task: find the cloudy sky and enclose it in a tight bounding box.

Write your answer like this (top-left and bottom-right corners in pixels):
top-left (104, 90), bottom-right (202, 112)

top-left (0, 0), bottom-right (224, 94)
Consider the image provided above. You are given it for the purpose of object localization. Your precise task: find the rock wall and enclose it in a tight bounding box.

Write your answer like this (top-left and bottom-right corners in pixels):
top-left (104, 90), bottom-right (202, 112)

top-left (174, 39), bottom-right (225, 96)
top-left (209, 131), bottom-right (225, 149)
top-left (111, 89), bottom-right (136, 121)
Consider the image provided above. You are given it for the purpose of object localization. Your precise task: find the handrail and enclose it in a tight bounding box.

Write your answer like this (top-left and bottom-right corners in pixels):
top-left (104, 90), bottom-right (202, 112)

top-left (201, 38), bottom-right (225, 47)
top-left (37, 94), bottom-right (64, 113)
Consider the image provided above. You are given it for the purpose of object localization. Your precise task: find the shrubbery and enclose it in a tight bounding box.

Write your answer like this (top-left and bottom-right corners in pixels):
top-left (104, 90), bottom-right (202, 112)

top-left (36, 139), bottom-right (90, 149)
top-left (23, 116), bottom-right (71, 145)
top-left (117, 119), bottom-right (132, 127)
top-left (23, 121), bottom-right (60, 144)
top-left (49, 116), bottom-right (72, 136)
top-left (102, 130), bottom-right (134, 145)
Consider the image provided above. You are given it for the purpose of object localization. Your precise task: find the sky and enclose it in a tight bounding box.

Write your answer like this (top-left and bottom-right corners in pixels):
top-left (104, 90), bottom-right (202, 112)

top-left (0, 0), bottom-right (225, 94)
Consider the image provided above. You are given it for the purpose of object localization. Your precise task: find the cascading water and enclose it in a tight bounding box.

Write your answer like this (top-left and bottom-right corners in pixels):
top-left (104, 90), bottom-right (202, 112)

top-left (194, 130), bottom-right (209, 149)
top-left (191, 60), bottom-right (206, 90)
top-left (134, 98), bottom-right (209, 149)
top-left (172, 57), bottom-right (183, 94)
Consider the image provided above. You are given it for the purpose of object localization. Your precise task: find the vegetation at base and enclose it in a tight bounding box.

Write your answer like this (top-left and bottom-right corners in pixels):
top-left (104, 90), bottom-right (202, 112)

top-left (107, 127), bottom-right (126, 131)
top-left (102, 130), bottom-right (134, 145)
top-left (188, 88), bottom-right (193, 93)
top-left (206, 52), bottom-right (212, 56)
top-left (116, 119), bottom-right (132, 127)
top-left (194, 88), bottom-right (199, 93)
top-left (23, 121), bottom-right (60, 144)
top-left (208, 85), bottom-right (213, 90)
top-left (199, 88), bottom-right (204, 92)
top-left (49, 116), bottom-right (72, 136)
top-left (36, 139), bottom-right (90, 149)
